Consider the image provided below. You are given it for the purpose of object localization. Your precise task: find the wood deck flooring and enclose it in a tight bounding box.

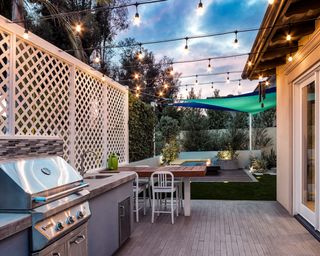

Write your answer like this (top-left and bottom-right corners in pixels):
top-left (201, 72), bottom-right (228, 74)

top-left (116, 200), bottom-right (320, 256)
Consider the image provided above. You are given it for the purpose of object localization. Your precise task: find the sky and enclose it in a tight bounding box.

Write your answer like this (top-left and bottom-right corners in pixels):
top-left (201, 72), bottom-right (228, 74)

top-left (114, 0), bottom-right (269, 98)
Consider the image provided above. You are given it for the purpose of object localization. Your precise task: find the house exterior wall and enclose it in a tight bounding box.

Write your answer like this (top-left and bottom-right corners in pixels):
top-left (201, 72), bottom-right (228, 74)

top-left (276, 22), bottom-right (320, 214)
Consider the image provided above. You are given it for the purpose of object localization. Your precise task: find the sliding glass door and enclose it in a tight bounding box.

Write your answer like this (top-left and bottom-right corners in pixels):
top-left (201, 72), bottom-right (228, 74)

top-left (294, 74), bottom-right (319, 228)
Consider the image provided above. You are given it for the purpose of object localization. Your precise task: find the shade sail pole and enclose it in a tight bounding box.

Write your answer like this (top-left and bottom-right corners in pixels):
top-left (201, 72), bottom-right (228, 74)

top-left (249, 113), bottom-right (252, 151)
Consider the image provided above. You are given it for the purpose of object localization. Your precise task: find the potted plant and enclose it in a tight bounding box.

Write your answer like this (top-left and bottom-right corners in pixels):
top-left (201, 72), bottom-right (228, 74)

top-left (161, 139), bottom-right (180, 165)
top-left (216, 144), bottom-right (239, 170)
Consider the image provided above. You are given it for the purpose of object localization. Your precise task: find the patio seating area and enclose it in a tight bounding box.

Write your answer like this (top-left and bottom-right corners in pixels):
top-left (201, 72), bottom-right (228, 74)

top-left (116, 200), bottom-right (320, 256)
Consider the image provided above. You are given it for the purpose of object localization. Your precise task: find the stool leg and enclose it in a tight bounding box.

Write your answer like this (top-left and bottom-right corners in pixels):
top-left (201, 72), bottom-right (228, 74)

top-left (143, 187), bottom-right (146, 215)
top-left (135, 191), bottom-right (139, 222)
top-left (151, 192), bottom-right (155, 223)
top-left (171, 191), bottom-right (174, 224)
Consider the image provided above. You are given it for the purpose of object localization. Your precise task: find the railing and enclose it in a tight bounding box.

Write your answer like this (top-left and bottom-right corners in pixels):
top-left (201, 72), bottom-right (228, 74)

top-left (0, 15), bottom-right (129, 170)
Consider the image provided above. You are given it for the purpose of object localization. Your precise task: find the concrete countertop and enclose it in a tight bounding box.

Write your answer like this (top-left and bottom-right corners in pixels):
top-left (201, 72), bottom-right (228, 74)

top-left (0, 213), bottom-right (31, 241)
top-left (84, 171), bottom-right (136, 199)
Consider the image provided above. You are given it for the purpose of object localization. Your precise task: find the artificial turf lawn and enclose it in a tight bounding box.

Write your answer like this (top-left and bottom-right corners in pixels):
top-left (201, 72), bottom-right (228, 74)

top-left (191, 174), bottom-right (276, 200)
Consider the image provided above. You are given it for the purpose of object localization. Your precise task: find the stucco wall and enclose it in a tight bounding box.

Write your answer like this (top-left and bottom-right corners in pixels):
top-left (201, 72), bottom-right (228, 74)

top-left (276, 22), bottom-right (320, 215)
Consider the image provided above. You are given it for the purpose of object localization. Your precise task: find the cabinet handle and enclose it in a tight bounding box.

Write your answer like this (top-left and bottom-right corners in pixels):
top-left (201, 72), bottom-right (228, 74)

top-left (71, 234), bottom-right (86, 245)
top-left (120, 205), bottom-right (125, 217)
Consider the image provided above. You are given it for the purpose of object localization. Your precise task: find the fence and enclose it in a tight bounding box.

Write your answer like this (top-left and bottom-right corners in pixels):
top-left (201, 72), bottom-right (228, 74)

top-left (0, 15), bottom-right (129, 170)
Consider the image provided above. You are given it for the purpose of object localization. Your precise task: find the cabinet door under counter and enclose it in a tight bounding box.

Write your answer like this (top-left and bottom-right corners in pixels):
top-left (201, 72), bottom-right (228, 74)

top-left (86, 177), bottom-right (133, 256)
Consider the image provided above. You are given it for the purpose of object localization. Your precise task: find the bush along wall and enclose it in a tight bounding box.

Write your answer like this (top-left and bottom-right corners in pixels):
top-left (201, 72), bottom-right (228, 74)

top-left (129, 93), bottom-right (156, 162)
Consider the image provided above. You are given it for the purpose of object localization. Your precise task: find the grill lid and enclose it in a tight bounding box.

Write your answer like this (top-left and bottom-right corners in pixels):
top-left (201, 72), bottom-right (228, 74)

top-left (0, 156), bottom-right (82, 195)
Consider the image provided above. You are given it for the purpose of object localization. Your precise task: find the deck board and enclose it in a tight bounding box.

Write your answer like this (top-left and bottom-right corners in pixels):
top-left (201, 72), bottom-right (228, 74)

top-left (116, 201), bottom-right (320, 256)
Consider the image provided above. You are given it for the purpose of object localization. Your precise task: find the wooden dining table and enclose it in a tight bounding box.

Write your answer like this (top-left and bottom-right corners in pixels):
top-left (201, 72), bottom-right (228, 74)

top-left (117, 165), bottom-right (207, 216)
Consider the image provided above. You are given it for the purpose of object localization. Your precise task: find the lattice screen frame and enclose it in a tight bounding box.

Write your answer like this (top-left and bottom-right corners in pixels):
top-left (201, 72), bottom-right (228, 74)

top-left (0, 15), bottom-right (129, 171)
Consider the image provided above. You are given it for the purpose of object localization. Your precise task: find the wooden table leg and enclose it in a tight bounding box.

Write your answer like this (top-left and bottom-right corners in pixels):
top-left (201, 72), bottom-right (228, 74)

top-left (183, 178), bottom-right (191, 216)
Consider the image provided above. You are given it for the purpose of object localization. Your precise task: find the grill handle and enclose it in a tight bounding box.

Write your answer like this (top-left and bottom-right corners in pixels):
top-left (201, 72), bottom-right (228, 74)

top-left (33, 183), bottom-right (89, 203)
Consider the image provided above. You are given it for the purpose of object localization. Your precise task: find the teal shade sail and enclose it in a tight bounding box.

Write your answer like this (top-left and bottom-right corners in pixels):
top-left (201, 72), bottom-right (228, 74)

top-left (169, 88), bottom-right (276, 114)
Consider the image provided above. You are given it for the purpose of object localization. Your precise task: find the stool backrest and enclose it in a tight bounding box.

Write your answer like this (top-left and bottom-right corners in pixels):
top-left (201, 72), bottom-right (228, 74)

top-left (151, 171), bottom-right (174, 189)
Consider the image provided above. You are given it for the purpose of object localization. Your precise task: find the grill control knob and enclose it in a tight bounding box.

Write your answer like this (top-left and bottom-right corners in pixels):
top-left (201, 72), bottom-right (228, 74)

top-left (55, 222), bottom-right (64, 231)
top-left (76, 211), bottom-right (84, 219)
top-left (66, 216), bottom-right (75, 224)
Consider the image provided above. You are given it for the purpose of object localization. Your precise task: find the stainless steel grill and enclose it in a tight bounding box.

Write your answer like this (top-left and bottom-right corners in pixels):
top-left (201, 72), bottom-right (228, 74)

top-left (0, 156), bottom-right (91, 253)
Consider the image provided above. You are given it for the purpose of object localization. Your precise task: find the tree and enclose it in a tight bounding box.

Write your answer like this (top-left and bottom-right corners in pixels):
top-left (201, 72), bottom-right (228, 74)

top-left (113, 38), bottom-right (180, 104)
top-left (181, 89), bottom-right (211, 151)
top-left (206, 89), bottom-right (232, 129)
top-left (253, 107), bottom-right (276, 128)
top-left (158, 116), bottom-right (179, 143)
top-left (128, 93), bottom-right (156, 162)
top-left (3, 0), bottom-right (130, 64)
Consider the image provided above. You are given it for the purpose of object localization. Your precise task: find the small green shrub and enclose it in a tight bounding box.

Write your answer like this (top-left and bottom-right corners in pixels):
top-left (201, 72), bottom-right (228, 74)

top-left (250, 157), bottom-right (268, 173)
top-left (217, 144), bottom-right (239, 160)
top-left (161, 139), bottom-right (180, 164)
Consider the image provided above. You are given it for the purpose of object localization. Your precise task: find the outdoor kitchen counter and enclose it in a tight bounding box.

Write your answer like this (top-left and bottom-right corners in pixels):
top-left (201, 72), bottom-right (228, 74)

top-left (84, 171), bottom-right (136, 199)
top-left (0, 213), bottom-right (31, 241)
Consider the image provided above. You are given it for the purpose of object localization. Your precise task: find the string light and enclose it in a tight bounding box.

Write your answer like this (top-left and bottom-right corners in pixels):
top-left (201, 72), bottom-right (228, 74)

top-left (94, 51), bottom-right (100, 63)
top-left (197, 0), bottom-right (204, 16)
top-left (248, 60), bottom-right (252, 66)
top-left (184, 37), bottom-right (189, 53)
top-left (288, 53), bottom-right (293, 62)
top-left (259, 75), bottom-right (263, 80)
top-left (185, 85), bottom-right (188, 91)
top-left (136, 85), bottom-right (141, 90)
top-left (137, 44), bottom-right (143, 60)
top-left (75, 23), bottom-right (82, 33)
top-left (211, 82), bottom-right (214, 89)
top-left (102, 75), bottom-right (106, 81)
top-left (195, 75), bottom-right (199, 85)
top-left (233, 30), bottom-right (239, 48)
top-left (164, 83), bottom-right (169, 89)
top-left (265, 81), bottom-right (270, 86)
top-left (268, 0), bottom-right (274, 4)
top-left (226, 72), bottom-right (230, 83)
top-left (135, 92), bottom-right (140, 98)
top-left (134, 73), bottom-right (140, 79)
top-left (207, 59), bottom-right (212, 72)
top-left (159, 91), bottom-right (163, 97)
top-left (238, 80), bottom-right (241, 86)
top-left (133, 3), bottom-right (141, 26)
top-left (286, 34), bottom-right (291, 41)
top-left (23, 28), bottom-right (29, 40)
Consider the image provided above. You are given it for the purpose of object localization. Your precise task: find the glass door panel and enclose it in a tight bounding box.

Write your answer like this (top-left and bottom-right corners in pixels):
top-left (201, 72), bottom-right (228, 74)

top-left (301, 81), bottom-right (315, 212)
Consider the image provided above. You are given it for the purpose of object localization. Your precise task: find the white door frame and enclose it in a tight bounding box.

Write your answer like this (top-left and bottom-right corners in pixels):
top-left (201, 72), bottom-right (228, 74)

top-left (293, 69), bottom-right (319, 230)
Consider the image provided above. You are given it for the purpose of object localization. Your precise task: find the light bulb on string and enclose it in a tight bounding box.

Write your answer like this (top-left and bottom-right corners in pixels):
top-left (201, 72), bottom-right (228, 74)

top-left (94, 51), bottom-right (100, 63)
top-left (286, 34), bottom-right (291, 41)
top-left (226, 72), bottom-right (230, 83)
top-left (259, 75), bottom-right (263, 80)
top-left (233, 31), bottom-right (239, 48)
top-left (102, 75), bottom-right (106, 82)
top-left (133, 3), bottom-right (140, 26)
top-left (195, 75), bottom-right (199, 85)
top-left (238, 80), bottom-right (241, 87)
top-left (197, 0), bottom-right (204, 16)
top-left (184, 37), bottom-right (189, 53)
top-left (137, 44), bottom-right (143, 60)
top-left (207, 59), bottom-right (212, 72)
top-left (169, 63), bottom-right (174, 76)
top-left (268, 0), bottom-right (274, 4)
top-left (185, 85), bottom-right (188, 91)
top-left (134, 73), bottom-right (139, 80)
top-left (159, 91), bottom-right (163, 97)
top-left (23, 28), bottom-right (29, 40)
top-left (75, 23), bottom-right (82, 33)
top-left (136, 85), bottom-right (140, 91)
top-left (211, 82), bottom-right (214, 89)
top-left (135, 92), bottom-right (140, 98)
top-left (248, 60), bottom-right (252, 67)
top-left (164, 83), bottom-right (168, 89)
top-left (288, 53), bottom-right (293, 62)
top-left (265, 81), bottom-right (270, 86)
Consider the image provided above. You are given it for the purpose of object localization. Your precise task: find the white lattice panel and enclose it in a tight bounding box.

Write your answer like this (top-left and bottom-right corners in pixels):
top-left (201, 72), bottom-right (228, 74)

top-left (14, 38), bottom-right (71, 161)
top-left (74, 69), bottom-right (105, 170)
top-left (105, 85), bottom-right (127, 163)
top-left (0, 18), bottom-right (128, 171)
top-left (0, 31), bottom-right (10, 134)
